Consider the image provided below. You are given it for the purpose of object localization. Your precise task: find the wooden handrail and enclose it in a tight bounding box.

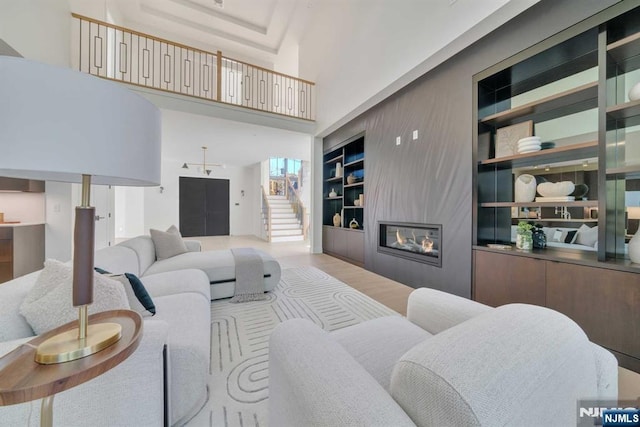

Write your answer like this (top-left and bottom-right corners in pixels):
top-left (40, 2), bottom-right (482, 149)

top-left (223, 55), bottom-right (316, 86)
top-left (261, 186), bottom-right (272, 242)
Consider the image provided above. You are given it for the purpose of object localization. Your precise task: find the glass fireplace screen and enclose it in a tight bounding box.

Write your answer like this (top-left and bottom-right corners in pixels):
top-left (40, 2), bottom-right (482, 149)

top-left (378, 221), bottom-right (442, 267)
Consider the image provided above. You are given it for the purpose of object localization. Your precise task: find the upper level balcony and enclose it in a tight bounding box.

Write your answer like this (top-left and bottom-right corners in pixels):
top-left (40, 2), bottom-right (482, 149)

top-left (71, 14), bottom-right (315, 122)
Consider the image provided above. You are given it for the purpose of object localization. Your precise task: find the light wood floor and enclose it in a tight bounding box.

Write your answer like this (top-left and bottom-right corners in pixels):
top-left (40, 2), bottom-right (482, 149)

top-left (197, 235), bottom-right (640, 401)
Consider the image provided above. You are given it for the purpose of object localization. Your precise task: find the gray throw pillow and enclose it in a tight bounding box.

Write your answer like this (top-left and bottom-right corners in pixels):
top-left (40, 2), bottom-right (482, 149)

top-left (150, 225), bottom-right (188, 260)
top-left (575, 224), bottom-right (598, 247)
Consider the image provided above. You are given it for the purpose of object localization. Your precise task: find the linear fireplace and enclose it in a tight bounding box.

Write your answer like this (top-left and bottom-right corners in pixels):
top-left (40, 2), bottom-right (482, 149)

top-left (378, 221), bottom-right (442, 267)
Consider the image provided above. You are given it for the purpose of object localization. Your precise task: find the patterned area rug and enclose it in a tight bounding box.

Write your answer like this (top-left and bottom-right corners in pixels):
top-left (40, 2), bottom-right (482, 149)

top-left (186, 266), bottom-right (399, 427)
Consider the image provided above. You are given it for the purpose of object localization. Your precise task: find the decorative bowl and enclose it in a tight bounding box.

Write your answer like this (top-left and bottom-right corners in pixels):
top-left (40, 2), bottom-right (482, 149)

top-left (537, 181), bottom-right (575, 197)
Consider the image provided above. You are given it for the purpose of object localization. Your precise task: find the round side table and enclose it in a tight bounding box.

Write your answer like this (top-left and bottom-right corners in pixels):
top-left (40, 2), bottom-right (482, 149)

top-left (0, 310), bottom-right (143, 427)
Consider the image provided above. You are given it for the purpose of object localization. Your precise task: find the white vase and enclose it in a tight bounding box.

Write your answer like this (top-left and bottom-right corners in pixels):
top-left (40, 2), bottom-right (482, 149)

top-left (629, 229), bottom-right (640, 263)
top-left (629, 82), bottom-right (640, 102)
top-left (335, 163), bottom-right (342, 178)
top-left (515, 174), bottom-right (537, 202)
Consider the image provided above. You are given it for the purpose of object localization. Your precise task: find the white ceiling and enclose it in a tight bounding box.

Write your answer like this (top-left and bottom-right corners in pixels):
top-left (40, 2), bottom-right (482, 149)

top-left (105, 0), bottom-right (306, 68)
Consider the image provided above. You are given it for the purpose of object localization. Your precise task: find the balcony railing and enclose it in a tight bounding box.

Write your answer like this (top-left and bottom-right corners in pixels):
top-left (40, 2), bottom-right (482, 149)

top-left (71, 14), bottom-right (315, 121)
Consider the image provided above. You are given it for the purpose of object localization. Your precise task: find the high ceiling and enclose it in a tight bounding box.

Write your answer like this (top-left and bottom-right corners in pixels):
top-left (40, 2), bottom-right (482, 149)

top-left (105, 0), bottom-right (309, 69)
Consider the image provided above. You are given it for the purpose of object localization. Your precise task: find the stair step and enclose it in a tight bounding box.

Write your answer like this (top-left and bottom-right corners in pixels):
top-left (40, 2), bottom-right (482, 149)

top-left (270, 223), bottom-right (301, 230)
top-left (270, 235), bottom-right (305, 242)
top-left (271, 207), bottom-right (294, 212)
top-left (271, 213), bottom-right (296, 219)
top-left (268, 199), bottom-right (291, 205)
top-left (270, 229), bottom-right (303, 236)
top-left (270, 217), bottom-right (298, 224)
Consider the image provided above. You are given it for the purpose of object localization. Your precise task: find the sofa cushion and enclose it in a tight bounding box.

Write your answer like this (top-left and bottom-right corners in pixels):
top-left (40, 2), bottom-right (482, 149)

top-left (332, 316), bottom-right (431, 390)
top-left (150, 225), bottom-right (188, 261)
top-left (95, 245), bottom-right (141, 276)
top-left (19, 259), bottom-right (130, 335)
top-left (118, 235), bottom-right (157, 275)
top-left (0, 271), bottom-right (39, 341)
top-left (576, 224), bottom-right (598, 247)
top-left (390, 304), bottom-right (597, 427)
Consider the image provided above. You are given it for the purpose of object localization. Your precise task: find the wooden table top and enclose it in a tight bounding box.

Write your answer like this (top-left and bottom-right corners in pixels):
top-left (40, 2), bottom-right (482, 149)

top-left (0, 309), bottom-right (142, 406)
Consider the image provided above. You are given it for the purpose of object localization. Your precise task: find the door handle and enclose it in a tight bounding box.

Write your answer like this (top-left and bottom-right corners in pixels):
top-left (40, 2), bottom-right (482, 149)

top-left (95, 215), bottom-right (105, 221)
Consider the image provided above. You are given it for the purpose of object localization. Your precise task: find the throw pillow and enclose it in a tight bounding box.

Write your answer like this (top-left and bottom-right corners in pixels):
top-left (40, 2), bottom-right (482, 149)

top-left (20, 259), bottom-right (129, 335)
top-left (564, 230), bottom-right (578, 244)
top-left (551, 229), bottom-right (568, 243)
top-left (150, 225), bottom-right (188, 260)
top-left (576, 224), bottom-right (598, 247)
top-left (113, 273), bottom-right (156, 316)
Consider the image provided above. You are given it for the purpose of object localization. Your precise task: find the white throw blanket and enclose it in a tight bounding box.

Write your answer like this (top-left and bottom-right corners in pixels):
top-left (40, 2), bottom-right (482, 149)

top-left (229, 247), bottom-right (267, 303)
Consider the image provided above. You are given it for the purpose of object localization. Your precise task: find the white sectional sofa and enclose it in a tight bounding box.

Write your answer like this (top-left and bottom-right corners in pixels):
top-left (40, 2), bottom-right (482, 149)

top-left (269, 288), bottom-right (618, 426)
top-left (98, 235), bottom-right (281, 300)
top-left (0, 242), bottom-right (212, 426)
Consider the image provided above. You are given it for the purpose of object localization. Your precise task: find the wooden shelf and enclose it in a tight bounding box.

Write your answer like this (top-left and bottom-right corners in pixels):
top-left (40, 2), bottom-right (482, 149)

top-left (607, 32), bottom-right (640, 68)
top-left (511, 218), bottom-right (598, 223)
top-left (480, 200), bottom-right (598, 208)
top-left (479, 82), bottom-right (597, 127)
top-left (325, 196), bottom-right (343, 200)
top-left (344, 182), bottom-right (364, 188)
top-left (479, 141), bottom-right (598, 168)
top-left (606, 165), bottom-right (640, 179)
top-left (607, 99), bottom-right (640, 121)
top-left (343, 206), bottom-right (364, 209)
top-left (325, 176), bottom-right (343, 183)
top-left (324, 155), bottom-right (343, 164)
top-left (344, 158), bottom-right (364, 167)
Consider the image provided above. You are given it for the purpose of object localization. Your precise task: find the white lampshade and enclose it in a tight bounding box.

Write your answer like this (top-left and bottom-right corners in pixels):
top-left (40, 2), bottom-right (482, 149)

top-left (0, 56), bottom-right (160, 186)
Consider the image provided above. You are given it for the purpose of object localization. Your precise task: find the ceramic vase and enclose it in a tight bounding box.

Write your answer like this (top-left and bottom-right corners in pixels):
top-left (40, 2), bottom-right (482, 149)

top-left (359, 194), bottom-right (364, 206)
top-left (349, 218), bottom-right (359, 229)
top-left (514, 174), bottom-right (536, 202)
top-left (347, 174), bottom-right (356, 185)
top-left (333, 213), bottom-right (341, 227)
top-left (629, 229), bottom-right (640, 263)
top-left (516, 232), bottom-right (532, 250)
top-left (629, 81), bottom-right (640, 102)
top-left (329, 188), bottom-right (337, 198)
top-left (335, 163), bottom-right (342, 178)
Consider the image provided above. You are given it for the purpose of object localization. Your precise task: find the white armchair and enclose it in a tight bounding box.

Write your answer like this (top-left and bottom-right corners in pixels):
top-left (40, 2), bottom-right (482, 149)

top-left (268, 288), bottom-right (618, 426)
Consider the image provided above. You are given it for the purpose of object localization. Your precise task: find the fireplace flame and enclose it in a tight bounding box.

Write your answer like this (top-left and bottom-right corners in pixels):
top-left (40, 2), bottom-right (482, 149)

top-left (396, 229), bottom-right (406, 245)
top-left (422, 237), bottom-right (433, 253)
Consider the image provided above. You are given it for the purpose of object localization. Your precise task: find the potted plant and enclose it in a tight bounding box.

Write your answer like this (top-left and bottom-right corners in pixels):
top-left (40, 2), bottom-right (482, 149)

top-left (516, 221), bottom-right (533, 250)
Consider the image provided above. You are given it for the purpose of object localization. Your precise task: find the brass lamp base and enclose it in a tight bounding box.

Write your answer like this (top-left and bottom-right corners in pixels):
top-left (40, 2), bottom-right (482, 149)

top-left (35, 323), bottom-right (122, 364)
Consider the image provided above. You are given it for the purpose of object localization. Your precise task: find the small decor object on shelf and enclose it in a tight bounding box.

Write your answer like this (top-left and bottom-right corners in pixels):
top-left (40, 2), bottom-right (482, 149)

top-left (516, 221), bottom-right (533, 251)
top-left (516, 136), bottom-right (541, 154)
top-left (515, 174), bottom-right (537, 202)
top-left (494, 120), bottom-right (533, 158)
top-left (537, 181), bottom-right (575, 198)
top-left (333, 213), bottom-right (341, 227)
top-left (347, 173), bottom-right (357, 185)
top-left (359, 194), bottom-right (364, 206)
top-left (532, 225), bottom-right (547, 249)
top-left (329, 188), bottom-right (337, 198)
top-left (629, 81), bottom-right (640, 102)
top-left (349, 218), bottom-right (360, 229)
top-left (572, 183), bottom-right (589, 200)
top-left (335, 163), bottom-right (343, 178)
top-left (354, 199), bottom-right (361, 206)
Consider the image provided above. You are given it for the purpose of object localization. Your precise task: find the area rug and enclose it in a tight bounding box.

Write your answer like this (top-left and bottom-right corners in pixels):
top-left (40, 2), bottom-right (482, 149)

top-left (186, 266), bottom-right (399, 427)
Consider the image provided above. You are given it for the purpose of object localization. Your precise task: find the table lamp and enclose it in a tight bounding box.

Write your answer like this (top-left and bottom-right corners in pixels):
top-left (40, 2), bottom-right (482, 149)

top-left (0, 56), bottom-right (161, 363)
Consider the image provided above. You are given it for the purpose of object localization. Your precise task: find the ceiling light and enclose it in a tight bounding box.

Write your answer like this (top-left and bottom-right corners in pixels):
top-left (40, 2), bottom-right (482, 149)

top-left (182, 146), bottom-right (223, 176)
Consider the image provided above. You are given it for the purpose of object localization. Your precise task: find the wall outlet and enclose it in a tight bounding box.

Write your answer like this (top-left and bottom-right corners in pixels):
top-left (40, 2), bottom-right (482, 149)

top-left (396, 136), bottom-right (401, 145)
top-left (413, 130), bottom-right (419, 140)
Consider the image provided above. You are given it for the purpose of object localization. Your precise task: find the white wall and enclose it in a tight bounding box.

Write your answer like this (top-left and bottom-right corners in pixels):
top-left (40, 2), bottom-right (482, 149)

top-left (115, 186), bottom-right (145, 239)
top-left (134, 109), bottom-right (310, 237)
top-left (0, 0), bottom-right (75, 260)
top-left (0, 192), bottom-right (45, 223)
top-left (299, 0), bottom-right (540, 136)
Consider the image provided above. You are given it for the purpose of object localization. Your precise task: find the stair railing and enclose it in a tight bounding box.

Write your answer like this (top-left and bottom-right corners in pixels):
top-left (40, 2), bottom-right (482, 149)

top-left (261, 186), bottom-right (272, 242)
top-left (285, 176), bottom-right (308, 240)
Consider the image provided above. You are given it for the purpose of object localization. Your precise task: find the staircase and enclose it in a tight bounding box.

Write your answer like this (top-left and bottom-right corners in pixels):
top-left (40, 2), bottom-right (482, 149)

top-left (265, 195), bottom-right (304, 242)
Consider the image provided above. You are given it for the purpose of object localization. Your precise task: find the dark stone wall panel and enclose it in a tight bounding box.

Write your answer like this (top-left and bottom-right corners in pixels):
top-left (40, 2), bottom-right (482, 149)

top-left (323, 0), bottom-right (617, 297)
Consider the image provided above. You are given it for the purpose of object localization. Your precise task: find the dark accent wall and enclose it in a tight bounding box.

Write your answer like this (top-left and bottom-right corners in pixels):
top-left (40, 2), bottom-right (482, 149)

top-left (322, 0), bottom-right (618, 297)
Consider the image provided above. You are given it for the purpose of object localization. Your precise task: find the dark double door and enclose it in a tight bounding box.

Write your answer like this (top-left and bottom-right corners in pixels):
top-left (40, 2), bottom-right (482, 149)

top-left (179, 177), bottom-right (230, 237)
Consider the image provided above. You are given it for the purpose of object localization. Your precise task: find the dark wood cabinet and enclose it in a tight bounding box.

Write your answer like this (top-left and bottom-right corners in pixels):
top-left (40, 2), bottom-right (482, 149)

top-left (474, 250), bottom-right (546, 307)
top-left (546, 261), bottom-right (640, 370)
top-left (323, 226), bottom-right (364, 267)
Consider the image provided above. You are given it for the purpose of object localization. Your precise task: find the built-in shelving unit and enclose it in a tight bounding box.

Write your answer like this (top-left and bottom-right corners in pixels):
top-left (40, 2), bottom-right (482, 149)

top-left (323, 134), bottom-right (365, 266)
top-left (473, 3), bottom-right (640, 372)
